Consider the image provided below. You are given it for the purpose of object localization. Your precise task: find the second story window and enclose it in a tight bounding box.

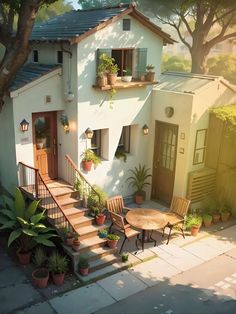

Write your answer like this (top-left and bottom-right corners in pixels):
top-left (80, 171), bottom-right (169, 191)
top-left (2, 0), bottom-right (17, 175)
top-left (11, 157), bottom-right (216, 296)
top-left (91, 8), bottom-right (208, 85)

top-left (33, 50), bottom-right (38, 63)
top-left (91, 130), bottom-right (101, 157)
top-left (123, 19), bottom-right (131, 31)
top-left (57, 51), bottom-right (63, 64)
top-left (193, 129), bottom-right (207, 165)
top-left (116, 126), bottom-right (131, 153)
top-left (112, 49), bottom-right (133, 77)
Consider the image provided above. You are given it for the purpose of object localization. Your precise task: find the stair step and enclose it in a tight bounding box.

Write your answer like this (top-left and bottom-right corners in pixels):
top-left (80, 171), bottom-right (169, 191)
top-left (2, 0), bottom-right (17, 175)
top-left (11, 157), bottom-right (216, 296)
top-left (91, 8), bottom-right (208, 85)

top-left (63, 206), bottom-right (88, 217)
top-left (86, 246), bottom-right (117, 262)
top-left (89, 254), bottom-right (119, 273)
top-left (75, 222), bottom-right (110, 240)
top-left (70, 216), bottom-right (94, 228)
top-left (54, 190), bottom-right (79, 200)
top-left (79, 236), bottom-right (107, 253)
top-left (59, 197), bottom-right (81, 209)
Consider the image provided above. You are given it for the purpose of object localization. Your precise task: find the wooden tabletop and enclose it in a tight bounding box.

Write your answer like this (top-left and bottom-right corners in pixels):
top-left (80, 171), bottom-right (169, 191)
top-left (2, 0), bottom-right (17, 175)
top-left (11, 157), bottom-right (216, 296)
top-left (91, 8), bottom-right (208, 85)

top-left (126, 208), bottom-right (167, 230)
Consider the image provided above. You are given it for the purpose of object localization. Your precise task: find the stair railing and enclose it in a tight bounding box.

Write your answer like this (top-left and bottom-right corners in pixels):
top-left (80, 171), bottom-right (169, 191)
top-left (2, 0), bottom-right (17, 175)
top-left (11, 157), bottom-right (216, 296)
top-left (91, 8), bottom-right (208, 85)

top-left (18, 162), bottom-right (76, 231)
top-left (65, 154), bottom-right (100, 203)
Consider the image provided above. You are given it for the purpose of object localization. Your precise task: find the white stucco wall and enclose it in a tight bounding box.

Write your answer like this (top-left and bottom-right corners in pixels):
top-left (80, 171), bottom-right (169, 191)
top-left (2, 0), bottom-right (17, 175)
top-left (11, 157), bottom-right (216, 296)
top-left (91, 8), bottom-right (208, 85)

top-left (0, 98), bottom-right (18, 193)
top-left (75, 15), bottom-right (164, 196)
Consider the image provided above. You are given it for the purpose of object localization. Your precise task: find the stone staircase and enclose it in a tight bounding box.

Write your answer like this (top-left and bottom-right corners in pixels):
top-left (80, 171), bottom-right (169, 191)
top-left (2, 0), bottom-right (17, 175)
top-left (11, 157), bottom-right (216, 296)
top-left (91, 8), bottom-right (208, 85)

top-left (46, 179), bottom-right (119, 279)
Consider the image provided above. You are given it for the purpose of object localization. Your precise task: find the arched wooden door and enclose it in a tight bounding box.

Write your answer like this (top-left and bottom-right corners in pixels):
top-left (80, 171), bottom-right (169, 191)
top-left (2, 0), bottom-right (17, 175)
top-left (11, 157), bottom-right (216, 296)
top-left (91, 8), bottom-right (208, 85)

top-left (32, 112), bottom-right (58, 180)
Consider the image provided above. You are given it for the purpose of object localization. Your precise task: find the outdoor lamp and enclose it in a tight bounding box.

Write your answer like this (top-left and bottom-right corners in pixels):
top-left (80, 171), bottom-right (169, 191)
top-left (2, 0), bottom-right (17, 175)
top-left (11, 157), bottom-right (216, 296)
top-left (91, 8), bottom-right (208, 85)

top-left (60, 114), bottom-right (70, 133)
top-left (20, 119), bottom-right (29, 132)
top-left (85, 127), bottom-right (94, 139)
top-left (142, 124), bottom-right (149, 135)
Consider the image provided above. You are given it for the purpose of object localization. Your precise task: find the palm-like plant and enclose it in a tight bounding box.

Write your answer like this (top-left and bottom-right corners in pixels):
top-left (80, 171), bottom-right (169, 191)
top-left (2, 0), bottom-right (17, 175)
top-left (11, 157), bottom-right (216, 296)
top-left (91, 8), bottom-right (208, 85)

top-left (0, 188), bottom-right (57, 252)
top-left (126, 164), bottom-right (152, 195)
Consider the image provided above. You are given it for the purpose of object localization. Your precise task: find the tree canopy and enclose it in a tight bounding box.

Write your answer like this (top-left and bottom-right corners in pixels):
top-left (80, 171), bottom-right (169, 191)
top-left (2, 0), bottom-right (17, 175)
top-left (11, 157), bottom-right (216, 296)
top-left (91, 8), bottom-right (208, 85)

top-left (36, 0), bottom-right (73, 23)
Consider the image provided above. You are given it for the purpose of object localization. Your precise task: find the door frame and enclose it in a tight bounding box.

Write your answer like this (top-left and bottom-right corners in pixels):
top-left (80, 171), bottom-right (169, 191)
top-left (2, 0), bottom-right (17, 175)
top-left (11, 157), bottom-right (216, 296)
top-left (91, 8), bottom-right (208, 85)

top-left (151, 120), bottom-right (179, 204)
top-left (32, 111), bottom-right (58, 180)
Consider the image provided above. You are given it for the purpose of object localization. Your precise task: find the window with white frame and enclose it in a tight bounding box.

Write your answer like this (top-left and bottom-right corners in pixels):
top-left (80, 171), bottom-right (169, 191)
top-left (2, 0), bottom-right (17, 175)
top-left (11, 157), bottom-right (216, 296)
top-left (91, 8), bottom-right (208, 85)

top-left (116, 126), bottom-right (131, 153)
top-left (193, 129), bottom-right (207, 165)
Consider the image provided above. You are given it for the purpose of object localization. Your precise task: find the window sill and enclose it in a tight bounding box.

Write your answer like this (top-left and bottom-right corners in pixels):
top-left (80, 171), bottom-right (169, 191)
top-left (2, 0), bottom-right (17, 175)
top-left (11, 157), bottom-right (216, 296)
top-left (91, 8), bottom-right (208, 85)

top-left (93, 79), bottom-right (158, 91)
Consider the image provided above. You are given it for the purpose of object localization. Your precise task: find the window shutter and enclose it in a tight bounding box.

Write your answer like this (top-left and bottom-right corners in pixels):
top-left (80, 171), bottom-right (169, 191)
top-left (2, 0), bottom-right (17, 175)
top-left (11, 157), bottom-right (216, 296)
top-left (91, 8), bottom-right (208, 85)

top-left (96, 49), bottom-right (111, 72)
top-left (136, 48), bottom-right (147, 79)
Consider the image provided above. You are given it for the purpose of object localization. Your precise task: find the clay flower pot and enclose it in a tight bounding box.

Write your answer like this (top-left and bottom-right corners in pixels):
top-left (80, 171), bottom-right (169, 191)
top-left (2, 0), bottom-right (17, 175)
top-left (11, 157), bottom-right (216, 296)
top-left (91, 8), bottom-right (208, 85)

top-left (32, 268), bottom-right (49, 289)
top-left (66, 236), bottom-right (74, 246)
top-left (79, 267), bottom-right (89, 276)
top-left (82, 160), bottom-right (93, 171)
top-left (17, 250), bottom-right (32, 265)
top-left (95, 214), bottom-right (106, 226)
top-left (107, 239), bottom-right (118, 249)
top-left (51, 272), bottom-right (65, 286)
top-left (191, 224), bottom-right (201, 236)
top-left (203, 215), bottom-right (212, 228)
top-left (107, 73), bottom-right (117, 85)
top-left (135, 194), bottom-right (143, 205)
top-left (212, 213), bottom-right (221, 223)
top-left (72, 239), bottom-right (80, 252)
top-left (221, 212), bottom-right (230, 222)
top-left (145, 72), bottom-right (155, 82)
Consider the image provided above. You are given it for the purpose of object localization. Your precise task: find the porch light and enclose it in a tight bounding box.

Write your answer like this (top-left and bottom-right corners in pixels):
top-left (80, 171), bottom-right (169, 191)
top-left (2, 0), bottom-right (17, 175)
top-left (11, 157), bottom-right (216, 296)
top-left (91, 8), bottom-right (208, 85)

top-left (20, 119), bottom-right (29, 132)
top-left (60, 114), bottom-right (70, 133)
top-left (142, 124), bottom-right (149, 135)
top-left (85, 128), bottom-right (94, 139)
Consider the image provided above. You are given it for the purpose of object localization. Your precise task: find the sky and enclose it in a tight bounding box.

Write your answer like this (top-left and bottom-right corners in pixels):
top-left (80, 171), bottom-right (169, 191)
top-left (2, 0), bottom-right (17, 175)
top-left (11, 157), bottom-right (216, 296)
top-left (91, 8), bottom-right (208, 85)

top-left (66, 0), bottom-right (80, 9)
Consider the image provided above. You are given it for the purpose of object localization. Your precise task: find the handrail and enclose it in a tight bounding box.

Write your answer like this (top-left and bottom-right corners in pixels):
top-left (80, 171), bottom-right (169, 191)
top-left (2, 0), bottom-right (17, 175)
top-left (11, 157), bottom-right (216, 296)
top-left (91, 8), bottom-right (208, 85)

top-left (65, 154), bottom-right (101, 202)
top-left (18, 162), bottom-right (76, 232)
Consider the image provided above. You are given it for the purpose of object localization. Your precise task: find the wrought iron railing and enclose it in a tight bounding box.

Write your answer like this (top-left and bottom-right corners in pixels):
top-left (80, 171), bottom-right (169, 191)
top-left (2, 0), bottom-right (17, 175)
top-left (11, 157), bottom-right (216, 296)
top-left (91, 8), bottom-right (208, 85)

top-left (18, 162), bottom-right (75, 230)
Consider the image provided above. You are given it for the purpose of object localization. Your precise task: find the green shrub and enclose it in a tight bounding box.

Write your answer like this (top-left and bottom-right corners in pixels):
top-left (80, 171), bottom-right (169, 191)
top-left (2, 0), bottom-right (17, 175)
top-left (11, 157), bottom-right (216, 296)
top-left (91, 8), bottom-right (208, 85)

top-left (48, 252), bottom-right (68, 274)
top-left (107, 234), bottom-right (120, 241)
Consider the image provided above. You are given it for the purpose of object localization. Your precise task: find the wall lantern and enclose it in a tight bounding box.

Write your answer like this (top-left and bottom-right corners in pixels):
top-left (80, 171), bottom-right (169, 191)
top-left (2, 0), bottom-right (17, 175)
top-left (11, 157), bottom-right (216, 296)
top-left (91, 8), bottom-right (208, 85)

top-left (20, 119), bottom-right (29, 132)
top-left (142, 124), bottom-right (149, 135)
top-left (60, 114), bottom-right (70, 133)
top-left (85, 127), bottom-right (94, 139)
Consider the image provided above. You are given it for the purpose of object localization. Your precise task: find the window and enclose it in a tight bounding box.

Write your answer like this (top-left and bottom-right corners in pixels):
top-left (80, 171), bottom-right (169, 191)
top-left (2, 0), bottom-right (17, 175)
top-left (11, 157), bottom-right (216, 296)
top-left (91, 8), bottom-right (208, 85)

top-left (116, 126), bottom-right (131, 153)
top-left (123, 19), bottom-right (131, 31)
top-left (193, 129), bottom-right (207, 165)
top-left (112, 49), bottom-right (133, 76)
top-left (57, 51), bottom-right (63, 64)
top-left (33, 50), bottom-right (38, 63)
top-left (91, 130), bottom-right (101, 157)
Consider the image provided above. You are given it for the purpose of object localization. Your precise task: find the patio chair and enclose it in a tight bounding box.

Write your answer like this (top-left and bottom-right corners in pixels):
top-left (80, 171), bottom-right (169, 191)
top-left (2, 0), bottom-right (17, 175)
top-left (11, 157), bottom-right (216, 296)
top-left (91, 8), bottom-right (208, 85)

top-left (106, 195), bottom-right (131, 216)
top-left (109, 211), bottom-right (140, 253)
top-left (162, 196), bottom-right (190, 245)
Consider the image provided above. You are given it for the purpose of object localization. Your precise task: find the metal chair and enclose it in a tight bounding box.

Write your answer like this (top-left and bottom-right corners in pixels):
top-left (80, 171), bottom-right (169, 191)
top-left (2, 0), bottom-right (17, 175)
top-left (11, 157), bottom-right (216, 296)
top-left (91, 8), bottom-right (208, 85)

top-left (109, 211), bottom-right (140, 253)
top-left (106, 195), bottom-right (131, 216)
top-left (162, 196), bottom-right (190, 244)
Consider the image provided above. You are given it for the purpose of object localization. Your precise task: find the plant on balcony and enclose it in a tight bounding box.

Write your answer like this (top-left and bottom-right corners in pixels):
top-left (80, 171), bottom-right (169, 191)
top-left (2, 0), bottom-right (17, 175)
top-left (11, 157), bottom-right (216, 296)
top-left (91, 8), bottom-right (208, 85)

top-left (146, 64), bottom-right (155, 82)
top-left (126, 164), bottom-right (152, 205)
top-left (81, 149), bottom-right (101, 171)
top-left (0, 188), bottom-right (57, 265)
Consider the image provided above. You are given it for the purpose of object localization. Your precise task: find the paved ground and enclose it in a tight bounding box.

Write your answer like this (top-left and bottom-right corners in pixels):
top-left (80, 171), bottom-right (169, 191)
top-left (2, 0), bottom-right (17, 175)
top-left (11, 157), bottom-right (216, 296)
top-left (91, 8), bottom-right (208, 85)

top-left (1, 222), bottom-right (236, 314)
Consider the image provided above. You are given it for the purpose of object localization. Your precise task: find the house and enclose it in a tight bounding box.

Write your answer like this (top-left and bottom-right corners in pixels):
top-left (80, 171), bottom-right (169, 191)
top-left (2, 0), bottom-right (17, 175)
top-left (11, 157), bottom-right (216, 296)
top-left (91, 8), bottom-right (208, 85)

top-left (0, 3), bottom-right (236, 208)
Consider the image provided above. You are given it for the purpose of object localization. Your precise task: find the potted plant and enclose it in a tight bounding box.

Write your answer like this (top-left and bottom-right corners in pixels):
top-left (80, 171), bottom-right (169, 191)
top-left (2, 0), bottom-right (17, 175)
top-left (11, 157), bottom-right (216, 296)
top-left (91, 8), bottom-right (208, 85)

top-left (107, 234), bottom-right (120, 249)
top-left (121, 251), bottom-right (129, 262)
top-left (94, 208), bottom-right (106, 226)
top-left (202, 214), bottom-right (212, 227)
top-left (72, 235), bottom-right (80, 252)
top-left (98, 229), bottom-right (108, 238)
top-left (146, 64), bottom-right (155, 82)
top-left (186, 215), bottom-right (202, 236)
top-left (59, 226), bottom-right (76, 246)
top-left (87, 185), bottom-right (107, 219)
top-left (81, 149), bottom-right (101, 171)
top-left (122, 68), bottom-right (132, 82)
top-left (97, 56), bottom-right (108, 87)
top-left (212, 209), bottom-right (221, 223)
top-left (32, 247), bottom-right (49, 289)
top-left (78, 255), bottom-right (90, 276)
top-left (126, 164), bottom-right (152, 205)
top-left (48, 251), bottom-right (68, 286)
top-left (220, 205), bottom-right (231, 222)
top-left (0, 188), bottom-right (57, 265)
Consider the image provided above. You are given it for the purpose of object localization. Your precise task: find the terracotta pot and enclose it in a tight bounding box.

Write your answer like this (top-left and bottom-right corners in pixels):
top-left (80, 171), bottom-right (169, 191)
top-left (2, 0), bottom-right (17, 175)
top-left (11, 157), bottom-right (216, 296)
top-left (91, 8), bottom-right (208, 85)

top-left (145, 72), bottom-right (155, 82)
top-left (107, 239), bottom-right (118, 249)
top-left (203, 218), bottom-right (212, 228)
top-left (135, 194), bottom-right (143, 205)
top-left (95, 214), bottom-right (106, 226)
top-left (79, 267), bottom-right (89, 276)
top-left (82, 160), bottom-right (93, 171)
top-left (66, 237), bottom-right (74, 246)
top-left (72, 240), bottom-right (80, 252)
top-left (32, 268), bottom-right (49, 289)
top-left (52, 272), bottom-right (65, 286)
top-left (212, 214), bottom-right (221, 223)
top-left (221, 212), bottom-right (230, 222)
top-left (107, 73), bottom-right (117, 85)
top-left (97, 75), bottom-right (107, 87)
top-left (191, 224), bottom-right (200, 236)
top-left (17, 251), bottom-right (32, 265)
top-left (121, 76), bottom-right (132, 82)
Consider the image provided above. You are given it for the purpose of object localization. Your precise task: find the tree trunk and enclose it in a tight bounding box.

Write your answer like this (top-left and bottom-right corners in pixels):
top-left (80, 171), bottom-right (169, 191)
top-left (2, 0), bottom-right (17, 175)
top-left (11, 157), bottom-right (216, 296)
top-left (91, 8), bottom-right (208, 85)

top-left (190, 45), bottom-right (210, 74)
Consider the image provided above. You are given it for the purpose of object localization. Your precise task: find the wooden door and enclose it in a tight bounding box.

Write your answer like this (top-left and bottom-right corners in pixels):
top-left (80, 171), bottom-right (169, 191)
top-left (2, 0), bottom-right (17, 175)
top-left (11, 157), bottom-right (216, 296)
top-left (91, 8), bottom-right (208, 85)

top-left (152, 121), bottom-right (178, 204)
top-left (33, 112), bottom-right (58, 180)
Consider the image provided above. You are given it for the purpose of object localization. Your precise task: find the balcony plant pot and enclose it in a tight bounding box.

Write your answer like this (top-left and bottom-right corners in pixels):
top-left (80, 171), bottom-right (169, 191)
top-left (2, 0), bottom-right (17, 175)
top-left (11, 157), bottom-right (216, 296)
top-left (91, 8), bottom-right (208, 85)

top-left (212, 213), bottom-right (221, 223)
top-left (72, 238), bottom-right (80, 252)
top-left (82, 160), bottom-right (93, 172)
top-left (145, 71), bottom-right (155, 82)
top-left (107, 73), bottom-right (117, 85)
top-left (32, 268), bottom-right (49, 289)
top-left (17, 250), bottom-right (32, 265)
top-left (121, 76), bottom-right (132, 82)
top-left (97, 75), bottom-right (107, 87)
top-left (203, 214), bottom-right (212, 228)
top-left (221, 212), bottom-right (230, 222)
top-left (51, 272), bottom-right (65, 286)
top-left (95, 213), bottom-right (106, 226)
top-left (191, 224), bottom-right (201, 236)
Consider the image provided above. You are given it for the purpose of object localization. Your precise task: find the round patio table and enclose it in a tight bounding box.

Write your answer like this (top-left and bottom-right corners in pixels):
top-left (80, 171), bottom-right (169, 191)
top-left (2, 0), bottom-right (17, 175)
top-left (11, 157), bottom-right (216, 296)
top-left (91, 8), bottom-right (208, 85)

top-left (126, 209), bottom-right (167, 251)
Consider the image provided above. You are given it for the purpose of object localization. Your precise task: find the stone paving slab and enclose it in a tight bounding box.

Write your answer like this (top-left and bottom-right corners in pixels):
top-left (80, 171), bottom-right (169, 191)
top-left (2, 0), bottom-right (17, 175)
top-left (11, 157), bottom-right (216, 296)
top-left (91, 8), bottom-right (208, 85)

top-left (16, 302), bottom-right (55, 314)
top-left (0, 283), bottom-right (42, 314)
top-left (129, 257), bottom-right (181, 287)
top-left (0, 265), bottom-right (27, 287)
top-left (50, 283), bottom-right (115, 314)
top-left (199, 236), bottom-right (236, 254)
top-left (97, 270), bottom-right (147, 301)
top-left (225, 248), bottom-right (236, 259)
top-left (0, 249), bottom-right (15, 271)
top-left (183, 241), bottom-right (221, 261)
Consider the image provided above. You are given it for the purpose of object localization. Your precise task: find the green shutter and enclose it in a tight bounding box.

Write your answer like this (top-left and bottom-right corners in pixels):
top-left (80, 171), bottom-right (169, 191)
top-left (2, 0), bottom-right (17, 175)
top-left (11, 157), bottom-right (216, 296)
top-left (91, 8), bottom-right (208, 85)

top-left (96, 49), bottom-right (111, 72)
top-left (136, 48), bottom-right (147, 79)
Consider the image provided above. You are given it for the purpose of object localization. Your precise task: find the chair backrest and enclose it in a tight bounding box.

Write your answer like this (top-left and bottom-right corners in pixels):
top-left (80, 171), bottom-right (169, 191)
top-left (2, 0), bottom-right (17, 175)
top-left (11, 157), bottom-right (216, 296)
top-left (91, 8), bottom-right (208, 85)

top-left (109, 212), bottom-right (125, 231)
top-left (170, 196), bottom-right (190, 218)
top-left (106, 195), bottom-right (124, 214)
